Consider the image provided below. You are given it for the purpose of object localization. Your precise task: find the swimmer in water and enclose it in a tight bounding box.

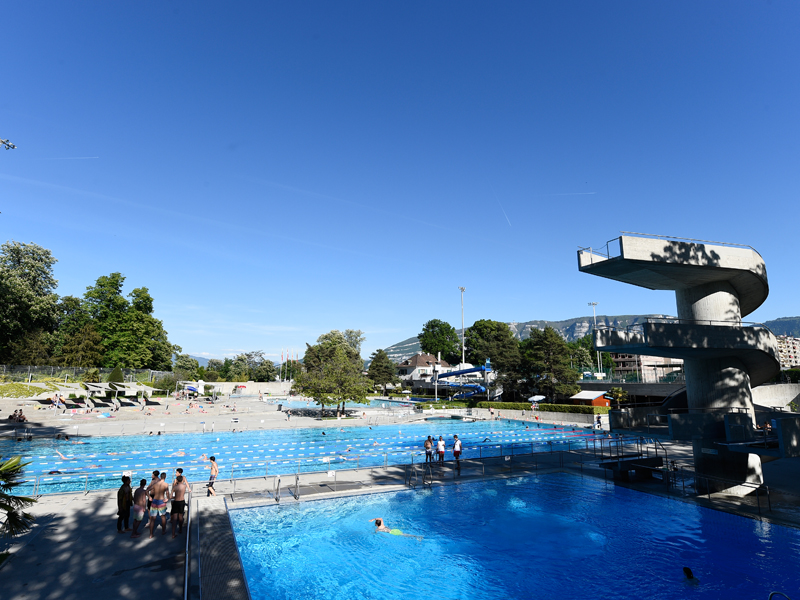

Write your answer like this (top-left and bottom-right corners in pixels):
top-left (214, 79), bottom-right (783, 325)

top-left (369, 518), bottom-right (422, 540)
top-left (683, 567), bottom-right (699, 586)
top-left (483, 438), bottom-right (491, 442)
top-left (56, 450), bottom-right (76, 461)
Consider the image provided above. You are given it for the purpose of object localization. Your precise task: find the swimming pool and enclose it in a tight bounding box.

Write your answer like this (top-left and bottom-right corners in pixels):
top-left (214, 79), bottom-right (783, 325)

top-left (0, 420), bottom-right (613, 495)
top-left (229, 473), bottom-right (800, 600)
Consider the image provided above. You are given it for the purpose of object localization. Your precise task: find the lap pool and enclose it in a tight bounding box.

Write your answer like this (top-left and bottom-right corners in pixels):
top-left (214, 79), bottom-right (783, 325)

top-left (1, 420), bottom-right (613, 495)
top-left (229, 473), bottom-right (800, 600)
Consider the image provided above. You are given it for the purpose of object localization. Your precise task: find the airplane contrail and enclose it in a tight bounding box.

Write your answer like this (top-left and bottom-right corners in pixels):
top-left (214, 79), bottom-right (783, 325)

top-left (37, 156), bottom-right (100, 160)
top-left (541, 191), bottom-right (597, 196)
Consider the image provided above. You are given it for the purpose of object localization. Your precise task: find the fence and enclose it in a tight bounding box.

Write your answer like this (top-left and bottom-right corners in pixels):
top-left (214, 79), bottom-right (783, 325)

top-left (0, 365), bottom-right (171, 384)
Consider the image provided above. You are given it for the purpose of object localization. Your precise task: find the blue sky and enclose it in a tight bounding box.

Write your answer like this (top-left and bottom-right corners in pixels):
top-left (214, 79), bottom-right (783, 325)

top-left (2, 2), bottom-right (798, 361)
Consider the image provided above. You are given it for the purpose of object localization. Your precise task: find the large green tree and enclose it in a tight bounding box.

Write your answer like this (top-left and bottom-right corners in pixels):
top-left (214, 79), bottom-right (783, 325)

top-left (60, 323), bottom-right (103, 367)
top-left (174, 354), bottom-right (200, 379)
top-left (295, 330), bottom-right (370, 415)
top-left (522, 326), bottom-right (581, 400)
top-left (0, 242), bottom-right (59, 361)
top-left (367, 349), bottom-right (399, 394)
top-left (418, 319), bottom-right (461, 365)
top-left (464, 319), bottom-right (520, 375)
top-left (83, 274), bottom-right (179, 369)
top-left (294, 345), bottom-right (371, 416)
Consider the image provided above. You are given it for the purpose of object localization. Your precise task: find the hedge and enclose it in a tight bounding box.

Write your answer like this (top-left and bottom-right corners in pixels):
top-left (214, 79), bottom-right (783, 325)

top-left (476, 402), bottom-right (609, 415)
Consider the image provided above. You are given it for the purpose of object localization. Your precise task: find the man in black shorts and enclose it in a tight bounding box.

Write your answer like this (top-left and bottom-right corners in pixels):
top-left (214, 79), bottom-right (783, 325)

top-left (170, 475), bottom-right (188, 538)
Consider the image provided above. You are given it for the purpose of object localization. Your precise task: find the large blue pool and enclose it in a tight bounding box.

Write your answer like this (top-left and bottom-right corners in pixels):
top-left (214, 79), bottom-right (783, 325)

top-left (230, 473), bottom-right (800, 600)
top-left (0, 420), bottom-right (612, 495)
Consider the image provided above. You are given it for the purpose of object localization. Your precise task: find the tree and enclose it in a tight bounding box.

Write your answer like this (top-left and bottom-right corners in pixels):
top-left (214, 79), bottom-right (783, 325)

top-left (60, 323), bottom-right (103, 367)
top-left (7, 330), bottom-right (54, 365)
top-left (106, 365), bottom-right (125, 385)
top-left (522, 327), bottom-right (581, 400)
top-left (418, 319), bottom-right (461, 365)
top-left (570, 346), bottom-right (593, 371)
top-left (464, 319), bottom-right (520, 375)
top-left (82, 274), bottom-right (179, 369)
top-left (294, 345), bottom-right (371, 416)
top-left (0, 242), bottom-right (59, 361)
top-left (252, 362), bottom-right (277, 382)
top-left (0, 456), bottom-right (36, 538)
top-left (367, 349), bottom-right (399, 394)
top-left (607, 387), bottom-right (628, 407)
top-left (279, 359), bottom-right (302, 381)
top-left (343, 329), bottom-right (365, 355)
top-left (207, 359), bottom-right (224, 372)
top-left (174, 354), bottom-right (199, 380)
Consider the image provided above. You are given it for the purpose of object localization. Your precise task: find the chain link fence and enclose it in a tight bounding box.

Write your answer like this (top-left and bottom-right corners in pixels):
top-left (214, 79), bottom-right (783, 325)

top-left (0, 364), bottom-right (171, 384)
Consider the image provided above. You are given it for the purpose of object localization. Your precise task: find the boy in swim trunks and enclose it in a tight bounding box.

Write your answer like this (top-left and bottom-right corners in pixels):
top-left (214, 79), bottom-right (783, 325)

top-left (201, 455), bottom-right (218, 497)
top-left (147, 474), bottom-right (170, 539)
top-left (131, 479), bottom-right (148, 538)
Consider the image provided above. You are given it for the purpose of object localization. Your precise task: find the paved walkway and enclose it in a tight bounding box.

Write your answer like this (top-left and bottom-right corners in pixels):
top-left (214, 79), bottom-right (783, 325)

top-left (1, 489), bottom-right (186, 600)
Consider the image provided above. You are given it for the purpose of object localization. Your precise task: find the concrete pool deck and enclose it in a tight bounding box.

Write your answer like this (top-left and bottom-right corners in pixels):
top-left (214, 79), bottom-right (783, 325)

top-left (3, 399), bottom-right (800, 600)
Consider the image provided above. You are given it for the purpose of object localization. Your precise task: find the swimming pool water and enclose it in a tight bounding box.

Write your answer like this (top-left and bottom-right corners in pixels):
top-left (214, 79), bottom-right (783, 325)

top-left (230, 473), bottom-right (800, 600)
top-left (0, 420), bottom-right (609, 495)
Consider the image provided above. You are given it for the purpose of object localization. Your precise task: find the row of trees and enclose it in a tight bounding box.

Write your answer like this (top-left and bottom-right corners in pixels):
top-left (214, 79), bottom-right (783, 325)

top-left (0, 241), bottom-right (180, 370)
top-left (418, 318), bottom-right (613, 401)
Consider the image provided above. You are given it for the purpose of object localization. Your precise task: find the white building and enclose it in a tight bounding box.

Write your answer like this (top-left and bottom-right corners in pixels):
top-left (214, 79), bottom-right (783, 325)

top-left (397, 353), bottom-right (453, 382)
top-left (776, 335), bottom-right (800, 369)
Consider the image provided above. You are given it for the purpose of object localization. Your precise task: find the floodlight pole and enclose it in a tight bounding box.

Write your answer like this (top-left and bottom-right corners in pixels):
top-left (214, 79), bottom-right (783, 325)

top-left (589, 302), bottom-right (601, 375)
top-left (459, 287), bottom-right (466, 366)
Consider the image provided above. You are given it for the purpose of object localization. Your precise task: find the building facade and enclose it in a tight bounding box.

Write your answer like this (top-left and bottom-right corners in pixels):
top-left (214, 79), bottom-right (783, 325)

top-left (610, 353), bottom-right (684, 383)
top-left (776, 335), bottom-right (800, 370)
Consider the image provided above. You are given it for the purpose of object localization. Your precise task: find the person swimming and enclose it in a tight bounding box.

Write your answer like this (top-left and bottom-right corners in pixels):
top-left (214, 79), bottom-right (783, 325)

top-left (683, 567), bottom-right (699, 586)
top-left (369, 518), bottom-right (422, 540)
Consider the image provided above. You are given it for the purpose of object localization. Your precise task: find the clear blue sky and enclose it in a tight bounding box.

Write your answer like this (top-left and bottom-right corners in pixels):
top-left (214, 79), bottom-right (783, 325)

top-left (2, 2), bottom-right (798, 361)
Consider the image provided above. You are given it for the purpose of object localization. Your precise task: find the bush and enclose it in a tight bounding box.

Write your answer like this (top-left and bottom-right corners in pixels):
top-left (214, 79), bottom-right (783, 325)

top-left (476, 402), bottom-right (609, 415)
top-left (82, 368), bottom-right (100, 383)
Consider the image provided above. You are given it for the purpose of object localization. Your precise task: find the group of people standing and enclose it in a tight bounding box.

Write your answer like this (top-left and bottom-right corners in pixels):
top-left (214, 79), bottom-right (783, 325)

top-left (423, 434), bottom-right (462, 467)
top-left (115, 455), bottom-right (219, 539)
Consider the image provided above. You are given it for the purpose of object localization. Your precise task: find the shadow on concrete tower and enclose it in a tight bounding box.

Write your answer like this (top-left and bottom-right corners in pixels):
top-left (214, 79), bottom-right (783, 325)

top-left (577, 233), bottom-right (782, 493)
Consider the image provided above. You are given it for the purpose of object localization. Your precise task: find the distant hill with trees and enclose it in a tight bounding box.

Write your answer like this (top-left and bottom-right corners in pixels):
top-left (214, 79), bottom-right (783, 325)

top-left (382, 314), bottom-right (800, 364)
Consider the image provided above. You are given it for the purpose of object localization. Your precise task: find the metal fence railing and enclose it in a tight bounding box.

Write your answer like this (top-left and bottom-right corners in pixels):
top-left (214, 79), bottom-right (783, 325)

top-left (0, 364), bottom-right (170, 384)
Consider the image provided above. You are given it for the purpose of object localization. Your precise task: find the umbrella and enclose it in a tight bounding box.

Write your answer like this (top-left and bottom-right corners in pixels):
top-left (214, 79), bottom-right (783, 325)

top-left (186, 386), bottom-right (198, 392)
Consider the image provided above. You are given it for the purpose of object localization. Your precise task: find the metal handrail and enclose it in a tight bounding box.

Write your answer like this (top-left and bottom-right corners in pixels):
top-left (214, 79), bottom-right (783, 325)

top-left (618, 231), bottom-right (757, 252)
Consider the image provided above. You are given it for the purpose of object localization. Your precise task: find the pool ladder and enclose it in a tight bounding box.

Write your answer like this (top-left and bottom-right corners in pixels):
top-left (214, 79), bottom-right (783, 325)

top-left (405, 464), bottom-right (433, 490)
top-left (270, 474), bottom-right (301, 504)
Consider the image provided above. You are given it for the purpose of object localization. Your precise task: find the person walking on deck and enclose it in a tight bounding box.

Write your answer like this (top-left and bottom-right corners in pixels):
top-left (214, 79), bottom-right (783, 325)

top-left (437, 436), bottom-right (445, 464)
top-left (147, 474), bottom-right (170, 539)
top-left (424, 436), bottom-right (433, 463)
top-left (202, 455), bottom-right (218, 497)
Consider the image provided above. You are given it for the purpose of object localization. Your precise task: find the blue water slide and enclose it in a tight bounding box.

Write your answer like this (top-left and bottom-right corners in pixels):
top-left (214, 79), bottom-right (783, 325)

top-left (433, 361), bottom-right (492, 399)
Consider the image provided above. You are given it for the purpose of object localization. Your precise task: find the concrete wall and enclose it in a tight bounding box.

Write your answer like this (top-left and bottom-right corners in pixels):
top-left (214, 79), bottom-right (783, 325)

top-left (203, 381), bottom-right (293, 395)
top-left (776, 417), bottom-right (800, 458)
top-left (609, 407), bottom-right (668, 429)
top-left (579, 381), bottom-right (683, 398)
top-left (668, 413), bottom-right (726, 441)
top-left (752, 383), bottom-right (800, 409)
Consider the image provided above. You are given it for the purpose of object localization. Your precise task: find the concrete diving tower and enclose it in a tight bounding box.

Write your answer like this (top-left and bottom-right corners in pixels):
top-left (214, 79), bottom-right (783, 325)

top-left (577, 234), bottom-right (780, 490)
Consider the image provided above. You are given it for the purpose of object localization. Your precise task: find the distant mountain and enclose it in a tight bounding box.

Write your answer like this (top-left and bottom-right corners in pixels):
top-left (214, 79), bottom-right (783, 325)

top-left (189, 355), bottom-right (210, 368)
top-left (764, 317), bottom-right (800, 337)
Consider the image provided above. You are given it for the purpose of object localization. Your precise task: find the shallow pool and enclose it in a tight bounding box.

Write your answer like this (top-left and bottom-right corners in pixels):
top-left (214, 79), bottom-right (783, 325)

top-left (230, 473), bottom-right (800, 600)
